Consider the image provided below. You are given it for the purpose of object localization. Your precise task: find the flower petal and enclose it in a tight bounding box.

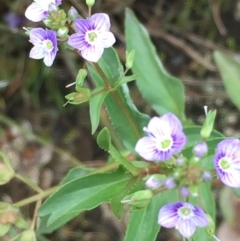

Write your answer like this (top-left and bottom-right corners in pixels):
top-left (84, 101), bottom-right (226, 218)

top-left (158, 203), bottom-right (181, 228)
top-left (74, 19), bottom-right (91, 34)
top-left (68, 33), bottom-right (88, 50)
top-left (90, 13), bottom-right (110, 32)
top-left (30, 28), bottom-right (46, 44)
top-left (81, 45), bottom-right (104, 62)
top-left (99, 32), bottom-right (116, 48)
top-left (29, 46), bottom-right (45, 59)
top-left (177, 219), bottom-right (196, 238)
top-left (44, 52), bottom-right (56, 67)
top-left (25, 2), bottom-right (48, 22)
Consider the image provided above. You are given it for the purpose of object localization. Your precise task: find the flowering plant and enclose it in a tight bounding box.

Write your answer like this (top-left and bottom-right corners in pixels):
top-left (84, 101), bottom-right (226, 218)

top-left (1, 1), bottom-right (240, 241)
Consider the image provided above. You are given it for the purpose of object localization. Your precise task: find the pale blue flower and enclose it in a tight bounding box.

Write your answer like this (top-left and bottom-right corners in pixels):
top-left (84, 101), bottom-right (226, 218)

top-left (135, 113), bottom-right (186, 161)
top-left (29, 28), bottom-right (58, 67)
top-left (214, 139), bottom-right (240, 187)
top-left (158, 202), bottom-right (209, 238)
top-left (68, 13), bottom-right (116, 62)
top-left (25, 0), bottom-right (62, 22)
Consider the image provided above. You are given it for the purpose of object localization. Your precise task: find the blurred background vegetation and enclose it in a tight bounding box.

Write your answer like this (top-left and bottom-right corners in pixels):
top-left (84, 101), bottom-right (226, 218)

top-left (1, 0), bottom-right (240, 240)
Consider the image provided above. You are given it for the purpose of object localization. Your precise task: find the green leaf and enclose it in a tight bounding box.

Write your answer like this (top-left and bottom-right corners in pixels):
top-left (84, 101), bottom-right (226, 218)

top-left (114, 74), bottom-right (138, 89)
top-left (90, 87), bottom-right (110, 134)
top-left (97, 128), bottom-right (140, 176)
top-left (97, 127), bottom-right (111, 151)
top-left (124, 189), bottom-right (178, 241)
top-left (88, 48), bottom-right (149, 152)
top-left (61, 167), bottom-right (94, 184)
top-left (214, 51), bottom-right (240, 110)
top-left (0, 224), bottom-right (10, 236)
top-left (125, 9), bottom-right (185, 120)
top-left (111, 179), bottom-right (144, 219)
top-left (38, 167), bottom-right (131, 225)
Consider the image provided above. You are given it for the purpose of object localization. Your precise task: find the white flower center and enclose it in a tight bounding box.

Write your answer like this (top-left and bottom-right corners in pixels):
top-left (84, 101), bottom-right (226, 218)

top-left (178, 206), bottom-right (194, 220)
top-left (157, 136), bottom-right (173, 151)
top-left (219, 158), bottom-right (230, 170)
top-left (43, 40), bottom-right (53, 52)
top-left (86, 31), bottom-right (98, 44)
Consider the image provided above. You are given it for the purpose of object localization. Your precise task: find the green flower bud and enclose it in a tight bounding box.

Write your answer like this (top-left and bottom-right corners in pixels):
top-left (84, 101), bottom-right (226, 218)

top-left (86, 0), bottom-right (95, 7)
top-left (68, 7), bottom-right (79, 22)
top-left (122, 190), bottom-right (153, 209)
top-left (57, 27), bottom-right (69, 39)
top-left (200, 108), bottom-right (217, 140)
top-left (125, 49), bottom-right (135, 69)
top-left (76, 69), bottom-right (88, 91)
top-left (0, 163), bottom-right (14, 185)
top-left (20, 230), bottom-right (36, 241)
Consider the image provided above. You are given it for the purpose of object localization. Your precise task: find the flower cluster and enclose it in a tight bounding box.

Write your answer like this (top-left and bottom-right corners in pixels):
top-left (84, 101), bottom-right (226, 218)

top-left (135, 112), bottom-right (240, 238)
top-left (25, 0), bottom-right (115, 66)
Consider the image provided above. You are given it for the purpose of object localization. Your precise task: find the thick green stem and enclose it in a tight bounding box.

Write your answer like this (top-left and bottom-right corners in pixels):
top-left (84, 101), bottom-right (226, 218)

top-left (14, 186), bottom-right (60, 208)
top-left (93, 63), bottom-right (141, 140)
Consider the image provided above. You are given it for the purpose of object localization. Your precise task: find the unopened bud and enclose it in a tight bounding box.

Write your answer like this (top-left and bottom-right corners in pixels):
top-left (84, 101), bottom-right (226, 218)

top-left (193, 142), bottom-right (208, 158)
top-left (68, 7), bottom-right (79, 22)
top-left (86, 0), bottom-right (95, 7)
top-left (57, 26), bottom-right (69, 38)
top-left (0, 211), bottom-right (18, 225)
top-left (20, 230), bottom-right (36, 241)
top-left (0, 163), bottom-right (14, 185)
top-left (145, 174), bottom-right (165, 189)
top-left (125, 49), bottom-right (135, 69)
top-left (200, 109), bottom-right (217, 140)
top-left (122, 190), bottom-right (153, 209)
top-left (76, 69), bottom-right (88, 91)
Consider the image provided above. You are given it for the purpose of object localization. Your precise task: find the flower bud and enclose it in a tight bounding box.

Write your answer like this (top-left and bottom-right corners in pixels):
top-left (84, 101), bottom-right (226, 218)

top-left (0, 163), bottom-right (14, 185)
top-left (57, 26), bottom-right (69, 39)
top-left (122, 190), bottom-right (153, 209)
top-left (164, 177), bottom-right (176, 189)
top-left (200, 109), bottom-right (216, 140)
top-left (68, 7), bottom-right (79, 22)
top-left (76, 69), bottom-right (88, 91)
top-left (193, 142), bottom-right (208, 158)
top-left (145, 174), bottom-right (165, 189)
top-left (86, 0), bottom-right (95, 7)
top-left (125, 49), bottom-right (135, 69)
top-left (20, 230), bottom-right (36, 241)
top-left (180, 187), bottom-right (190, 197)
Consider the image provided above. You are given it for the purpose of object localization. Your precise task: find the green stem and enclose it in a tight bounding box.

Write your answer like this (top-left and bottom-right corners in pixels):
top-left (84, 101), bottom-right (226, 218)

top-left (93, 63), bottom-right (141, 140)
top-left (15, 174), bottom-right (43, 193)
top-left (14, 186), bottom-right (60, 208)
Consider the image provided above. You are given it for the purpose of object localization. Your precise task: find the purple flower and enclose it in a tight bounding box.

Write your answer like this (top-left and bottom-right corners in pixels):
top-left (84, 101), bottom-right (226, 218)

top-left (214, 139), bottom-right (240, 187)
top-left (164, 177), bottom-right (177, 189)
top-left (67, 13), bottom-right (116, 62)
top-left (135, 113), bottom-right (186, 161)
top-left (4, 12), bottom-right (22, 28)
top-left (145, 174), bottom-right (164, 189)
top-left (25, 0), bottom-right (62, 22)
top-left (180, 187), bottom-right (190, 197)
top-left (29, 28), bottom-right (58, 67)
top-left (193, 142), bottom-right (208, 158)
top-left (158, 202), bottom-right (209, 238)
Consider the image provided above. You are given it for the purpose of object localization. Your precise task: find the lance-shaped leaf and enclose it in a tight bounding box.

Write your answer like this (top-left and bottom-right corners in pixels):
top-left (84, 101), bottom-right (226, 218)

top-left (90, 86), bottom-right (110, 134)
top-left (214, 51), bottom-right (240, 110)
top-left (125, 9), bottom-right (185, 120)
top-left (38, 167), bottom-right (131, 226)
top-left (88, 48), bottom-right (150, 152)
